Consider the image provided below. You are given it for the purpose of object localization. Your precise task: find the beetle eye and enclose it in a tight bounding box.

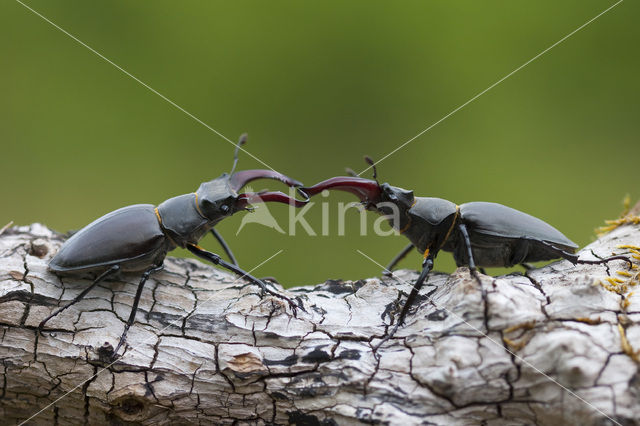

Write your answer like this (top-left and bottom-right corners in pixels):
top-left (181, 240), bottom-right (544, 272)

top-left (220, 204), bottom-right (230, 214)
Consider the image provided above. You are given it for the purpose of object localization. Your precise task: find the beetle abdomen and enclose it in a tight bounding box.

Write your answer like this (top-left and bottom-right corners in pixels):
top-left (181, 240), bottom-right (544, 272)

top-left (450, 233), bottom-right (570, 268)
top-left (460, 202), bottom-right (577, 251)
top-left (49, 204), bottom-right (167, 273)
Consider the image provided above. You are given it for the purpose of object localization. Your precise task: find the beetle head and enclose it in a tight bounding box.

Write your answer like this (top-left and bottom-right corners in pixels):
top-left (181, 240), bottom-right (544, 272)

top-left (379, 183), bottom-right (414, 211)
top-left (196, 175), bottom-right (240, 219)
top-left (196, 134), bottom-right (307, 221)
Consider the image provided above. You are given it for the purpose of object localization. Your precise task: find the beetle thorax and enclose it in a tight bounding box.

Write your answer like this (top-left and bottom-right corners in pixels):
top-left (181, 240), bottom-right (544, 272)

top-left (156, 194), bottom-right (212, 248)
top-left (402, 197), bottom-right (459, 253)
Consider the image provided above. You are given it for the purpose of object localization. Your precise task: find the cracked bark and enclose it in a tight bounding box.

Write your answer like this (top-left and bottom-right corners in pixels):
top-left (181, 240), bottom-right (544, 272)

top-left (1, 219), bottom-right (639, 425)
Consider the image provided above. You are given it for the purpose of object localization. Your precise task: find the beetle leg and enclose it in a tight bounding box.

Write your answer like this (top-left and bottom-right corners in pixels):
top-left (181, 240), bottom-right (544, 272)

top-left (374, 252), bottom-right (435, 352)
top-left (210, 228), bottom-right (238, 266)
top-left (113, 263), bottom-right (163, 357)
top-left (576, 254), bottom-right (632, 268)
top-left (535, 240), bottom-right (632, 269)
top-left (186, 244), bottom-right (304, 315)
top-left (260, 276), bottom-right (280, 285)
top-left (383, 243), bottom-right (414, 276)
top-left (39, 265), bottom-right (120, 330)
top-left (458, 223), bottom-right (483, 286)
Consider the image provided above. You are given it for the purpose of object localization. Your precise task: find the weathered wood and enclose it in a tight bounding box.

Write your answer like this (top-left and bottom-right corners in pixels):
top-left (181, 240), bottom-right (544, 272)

top-left (1, 219), bottom-right (639, 425)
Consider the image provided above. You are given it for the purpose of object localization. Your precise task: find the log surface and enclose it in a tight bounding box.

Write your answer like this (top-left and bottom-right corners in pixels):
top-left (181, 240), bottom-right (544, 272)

top-left (1, 221), bottom-right (639, 425)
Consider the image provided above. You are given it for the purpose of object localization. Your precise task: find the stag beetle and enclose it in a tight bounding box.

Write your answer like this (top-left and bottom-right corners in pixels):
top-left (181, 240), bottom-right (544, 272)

top-left (42, 135), bottom-right (307, 356)
top-left (303, 157), bottom-right (630, 348)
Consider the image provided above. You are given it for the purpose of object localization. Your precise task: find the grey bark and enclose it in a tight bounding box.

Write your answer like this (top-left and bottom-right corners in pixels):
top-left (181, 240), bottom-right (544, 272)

top-left (0, 220), bottom-right (639, 425)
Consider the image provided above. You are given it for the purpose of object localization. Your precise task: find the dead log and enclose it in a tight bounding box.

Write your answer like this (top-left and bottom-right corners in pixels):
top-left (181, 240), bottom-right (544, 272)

top-left (0, 216), bottom-right (639, 425)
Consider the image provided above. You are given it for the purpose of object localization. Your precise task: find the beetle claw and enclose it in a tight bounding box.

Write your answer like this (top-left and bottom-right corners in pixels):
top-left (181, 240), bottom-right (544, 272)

top-left (237, 190), bottom-right (308, 209)
top-left (280, 294), bottom-right (304, 317)
top-left (301, 176), bottom-right (381, 205)
top-left (229, 169), bottom-right (304, 192)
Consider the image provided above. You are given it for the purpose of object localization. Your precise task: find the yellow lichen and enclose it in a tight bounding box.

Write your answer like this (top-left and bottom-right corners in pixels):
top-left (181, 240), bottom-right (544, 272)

top-left (503, 321), bottom-right (536, 334)
top-left (502, 336), bottom-right (528, 351)
top-left (595, 244), bottom-right (640, 299)
top-left (589, 200), bottom-right (640, 362)
top-left (596, 196), bottom-right (640, 236)
top-left (597, 279), bottom-right (620, 293)
top-left (599, 277), bottom-right (628, 295)
top-left (621, 296), bottom-right (631, 311)
top-left (502, 322), bottom-right (537, 351)
top-left (618, 323), bottom-right (640, 364)
top-left (575, 317), bottom-right (602, 325)
top-left (596, 216), bottom-right (640, 236)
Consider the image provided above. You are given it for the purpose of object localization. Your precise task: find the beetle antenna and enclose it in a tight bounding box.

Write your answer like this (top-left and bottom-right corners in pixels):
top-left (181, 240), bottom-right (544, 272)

top-left (230, 133), bottom-right (248, 175)
top-left (364, 155), bottom-right (379, 183)
top-left (345, 167), bottom-right (358, 177)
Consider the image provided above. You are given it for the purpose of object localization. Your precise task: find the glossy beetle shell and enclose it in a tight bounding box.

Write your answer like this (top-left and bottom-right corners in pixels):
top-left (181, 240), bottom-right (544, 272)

top-left (459, 202), bottom-right (577, 249)
top-left (49, 204), bottom-right (170, 274)
top-left (404, 197), bottom-right (579, 268)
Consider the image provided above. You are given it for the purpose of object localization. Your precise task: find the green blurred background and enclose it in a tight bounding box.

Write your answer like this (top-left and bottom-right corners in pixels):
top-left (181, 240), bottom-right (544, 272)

top-left (2, 1), bottom-right (638, 286)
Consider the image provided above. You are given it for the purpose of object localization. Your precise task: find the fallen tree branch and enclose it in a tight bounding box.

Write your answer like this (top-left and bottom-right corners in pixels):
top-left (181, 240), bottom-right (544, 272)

top-left (1, 217), bottom-right (639, 425)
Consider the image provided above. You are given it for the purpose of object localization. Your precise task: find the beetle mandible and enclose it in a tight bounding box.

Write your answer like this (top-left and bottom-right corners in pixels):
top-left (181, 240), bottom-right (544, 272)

top-left (303, 157), bottom-right (631, 348)
top-left (41, 135), bottom-right (308, 356)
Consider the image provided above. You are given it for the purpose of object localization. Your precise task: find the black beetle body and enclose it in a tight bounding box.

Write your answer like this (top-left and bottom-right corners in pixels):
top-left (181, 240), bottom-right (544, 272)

top-left (303, 159), bottom-right (629, 349)
top-left (43, 137), bottom-right (307, 356)
top-left (50, 204), bottom-right (169, 274)
top-left (403, 198), bottom-right (578, 268)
